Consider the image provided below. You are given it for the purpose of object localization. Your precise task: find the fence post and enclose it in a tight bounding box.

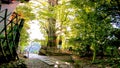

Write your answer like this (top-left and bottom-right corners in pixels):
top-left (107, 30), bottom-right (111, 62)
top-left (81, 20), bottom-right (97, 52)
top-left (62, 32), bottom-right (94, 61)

top-left (4, 9), bottom-right (13, 60)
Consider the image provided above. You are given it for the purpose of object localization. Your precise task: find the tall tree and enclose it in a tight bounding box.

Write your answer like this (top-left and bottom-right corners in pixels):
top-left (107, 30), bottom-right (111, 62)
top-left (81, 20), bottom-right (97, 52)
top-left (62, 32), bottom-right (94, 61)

top-left (47, 0), bottom-right (58, 47)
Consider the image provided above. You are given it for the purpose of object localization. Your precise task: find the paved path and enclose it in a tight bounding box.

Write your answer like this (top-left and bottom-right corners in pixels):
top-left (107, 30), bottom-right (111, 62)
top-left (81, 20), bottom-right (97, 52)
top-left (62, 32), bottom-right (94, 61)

top-left (24, 53), bottom-right (74, 68)
top-left (0, 1), bottom-right (20, 33)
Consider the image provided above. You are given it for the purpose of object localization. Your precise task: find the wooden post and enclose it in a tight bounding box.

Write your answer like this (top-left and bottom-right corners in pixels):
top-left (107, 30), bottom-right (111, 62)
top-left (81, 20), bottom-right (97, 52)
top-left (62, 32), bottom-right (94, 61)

top-left (4, 9), bottom-right (13, 60)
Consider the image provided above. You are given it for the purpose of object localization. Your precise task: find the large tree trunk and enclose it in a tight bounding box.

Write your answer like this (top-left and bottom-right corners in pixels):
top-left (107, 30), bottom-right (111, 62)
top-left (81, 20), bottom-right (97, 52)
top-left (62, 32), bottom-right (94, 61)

top-left (46, 0), bottom-right (58, 54)
top-left (47, 18), bottom-right (57, 47)
top-left (47, 0), bottom-right (58, 47)
top-left (48, 0), bottom-right (58, 6)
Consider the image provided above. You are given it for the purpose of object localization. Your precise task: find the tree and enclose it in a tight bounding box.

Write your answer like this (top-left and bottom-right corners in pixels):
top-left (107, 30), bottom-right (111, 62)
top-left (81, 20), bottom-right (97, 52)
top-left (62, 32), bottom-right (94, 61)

top-left (70, 0), bottom-right (120, 62)
top-left (37, 0), bottom-right (73, 48)
top-left (46, 0), bottom-right (58, 48)
top-left (16, 2), bottom-right (35, 52)
top-left (16, 3), bottom-right (36, 21)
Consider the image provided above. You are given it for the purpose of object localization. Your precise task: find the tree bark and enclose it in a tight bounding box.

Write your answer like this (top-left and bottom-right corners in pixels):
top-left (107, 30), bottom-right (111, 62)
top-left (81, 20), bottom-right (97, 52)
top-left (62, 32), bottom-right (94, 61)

top-left (48, 0), bottom-right (58, 6)
top-left (47, 0), bottom-right (58, 48)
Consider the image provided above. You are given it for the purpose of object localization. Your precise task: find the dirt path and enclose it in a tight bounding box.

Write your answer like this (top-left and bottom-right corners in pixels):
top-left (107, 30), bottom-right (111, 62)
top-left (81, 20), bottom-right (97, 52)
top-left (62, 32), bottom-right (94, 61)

top-left (24, 53), bottom-right (74, 68)
top-left (25, 58), bottom-right (53, 68)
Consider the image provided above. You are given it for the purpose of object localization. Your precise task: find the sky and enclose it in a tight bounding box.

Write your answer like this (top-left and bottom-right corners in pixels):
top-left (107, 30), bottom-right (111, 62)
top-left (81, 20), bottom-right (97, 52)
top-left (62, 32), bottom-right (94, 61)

top-left (21, 0), bottom-right (47, 41)
top-left (27, 20), bottom-right (45, 41)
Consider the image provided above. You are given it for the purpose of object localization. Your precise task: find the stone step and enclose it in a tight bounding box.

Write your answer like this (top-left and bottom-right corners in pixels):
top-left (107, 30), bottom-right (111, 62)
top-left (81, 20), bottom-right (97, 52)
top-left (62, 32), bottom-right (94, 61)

top-left (39, 57), bottom-right (55, 66)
